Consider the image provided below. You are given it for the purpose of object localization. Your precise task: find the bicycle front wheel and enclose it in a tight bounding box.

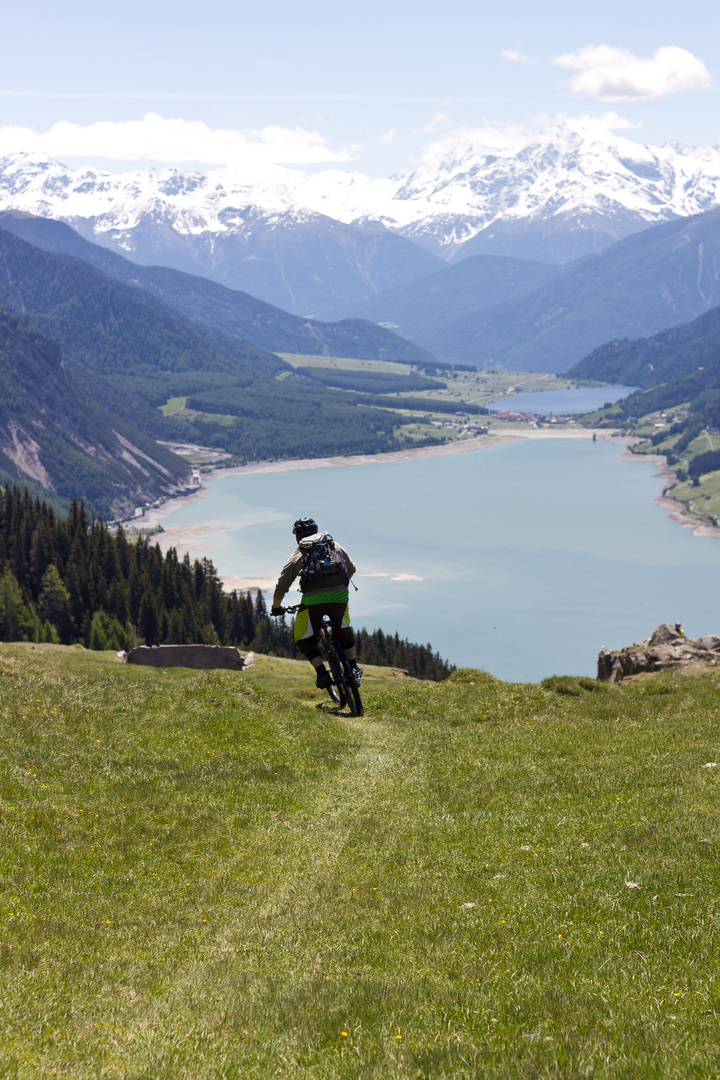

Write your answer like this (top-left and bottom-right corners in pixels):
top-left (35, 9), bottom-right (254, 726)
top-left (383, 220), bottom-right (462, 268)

top-left (319, 631), bottom-right (344, 706)
top-left (332, 641), bottom-right (363, 717)
top-left (325, 640), bottom-right (347, 707)
top-left (342, 658), bottom-right (364, 717)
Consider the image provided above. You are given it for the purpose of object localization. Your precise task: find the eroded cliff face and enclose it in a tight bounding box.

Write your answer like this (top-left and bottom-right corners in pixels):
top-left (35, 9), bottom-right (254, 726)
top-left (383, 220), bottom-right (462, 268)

top-left (598, 624), bottom-right (720, 682)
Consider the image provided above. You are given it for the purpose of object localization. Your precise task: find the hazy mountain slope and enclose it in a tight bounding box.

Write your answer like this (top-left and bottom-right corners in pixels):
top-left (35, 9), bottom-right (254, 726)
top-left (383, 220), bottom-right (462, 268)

top-left (416, 209), bottom-right (720, 371)
top-left (0, 212), bottom-right (435, 364)
top-left (0, 226), bottom-right (283, 385)
top-left (0, 303), bottom-right (189, 516)
top-left (177, 209), bottom-right (444, 317)
top-left (445, 208), bottom-right (658, 266)
top-left (568, 304), bottom-right (720, 389)
top-left (343, 254), bottom-right (562, 338)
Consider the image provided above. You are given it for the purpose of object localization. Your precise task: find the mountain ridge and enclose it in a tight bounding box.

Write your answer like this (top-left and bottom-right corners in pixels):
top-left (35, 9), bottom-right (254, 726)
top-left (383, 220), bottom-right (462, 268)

top-left (413, 208), bottom-right (720, 371)
top-left (0, 211), bottom-right (435, 365)
top-left (2, 119), bottom-right (719, 312)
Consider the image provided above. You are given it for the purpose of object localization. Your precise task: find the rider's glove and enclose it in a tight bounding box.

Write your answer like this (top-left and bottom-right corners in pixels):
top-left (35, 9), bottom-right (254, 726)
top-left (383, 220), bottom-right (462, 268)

top-left (271, 606), bottom-right (285, 616)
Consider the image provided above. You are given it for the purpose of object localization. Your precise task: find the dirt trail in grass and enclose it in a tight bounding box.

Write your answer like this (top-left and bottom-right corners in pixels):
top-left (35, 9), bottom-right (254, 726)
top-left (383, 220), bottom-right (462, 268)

top-left (264, 712), bottom-right (407, 913)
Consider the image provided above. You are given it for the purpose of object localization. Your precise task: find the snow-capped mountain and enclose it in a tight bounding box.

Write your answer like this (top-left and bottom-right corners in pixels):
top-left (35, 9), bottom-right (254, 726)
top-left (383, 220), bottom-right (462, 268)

top-left (0, 152), bottom-right (445, 316)
top-left (1, 117), bottom-right (719, 313)
top-left (296, 117), bottom-right (720, 262)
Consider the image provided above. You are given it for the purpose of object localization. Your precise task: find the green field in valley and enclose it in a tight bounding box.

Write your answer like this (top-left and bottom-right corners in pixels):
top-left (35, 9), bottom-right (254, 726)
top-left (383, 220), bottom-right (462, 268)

top-left (278, 355), bottom-right (577, 409)
top-left (158, 397), bottom-right (188, 416)
top-left (1, 644), bottom-right (719, 1077)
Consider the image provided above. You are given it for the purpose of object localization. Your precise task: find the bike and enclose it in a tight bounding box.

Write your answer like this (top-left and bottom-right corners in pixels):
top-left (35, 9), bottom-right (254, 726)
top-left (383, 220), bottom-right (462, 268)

top-left (279, 605), bottom-right (363, 716)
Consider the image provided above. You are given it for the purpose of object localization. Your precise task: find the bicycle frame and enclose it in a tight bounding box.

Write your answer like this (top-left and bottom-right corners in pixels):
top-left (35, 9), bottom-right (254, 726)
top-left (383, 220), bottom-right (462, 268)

top-left (276, 604), bottom-right (363, 715)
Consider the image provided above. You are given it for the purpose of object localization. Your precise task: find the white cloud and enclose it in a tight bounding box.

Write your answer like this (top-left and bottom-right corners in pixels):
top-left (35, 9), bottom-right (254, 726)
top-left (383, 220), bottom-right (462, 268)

top-left (423, 113), bottom-right (454, 133)
top-left (421, 112), bottom-right (645, 164)
top-left (593, 111), bottom-right (642, 131)
top-left (501, 49), bottom-right (533, 64)
top-left (423, 119), bottom-right (535, 160)
top-left (379, 128), bottom-right (397, 145)
top-left (553, 45), bottom-right (712, 101)
top-left (0, 112), bottom-right (356, 166)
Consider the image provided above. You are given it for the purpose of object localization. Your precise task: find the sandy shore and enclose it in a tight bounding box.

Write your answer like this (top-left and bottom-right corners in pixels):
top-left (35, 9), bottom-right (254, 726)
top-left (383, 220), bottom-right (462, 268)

top-left (620, 449), bottom-right (720, 539)
top-left (654, 494), bottom-right (720, 538)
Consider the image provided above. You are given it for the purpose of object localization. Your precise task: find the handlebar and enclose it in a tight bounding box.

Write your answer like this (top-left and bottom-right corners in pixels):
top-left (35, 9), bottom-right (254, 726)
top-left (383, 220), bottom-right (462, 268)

top-left (273, 604), bottom-right (301, 615)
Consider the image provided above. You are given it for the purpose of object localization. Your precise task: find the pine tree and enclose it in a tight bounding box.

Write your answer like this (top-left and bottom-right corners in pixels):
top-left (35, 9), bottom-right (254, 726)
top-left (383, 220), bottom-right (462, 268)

top-left (38, 564), bottom-right (73, 643)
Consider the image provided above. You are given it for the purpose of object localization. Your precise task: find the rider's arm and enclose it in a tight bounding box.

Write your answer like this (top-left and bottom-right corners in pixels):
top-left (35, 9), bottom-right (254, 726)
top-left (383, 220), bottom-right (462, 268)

top-left (272, 549), bottom-right (302, 608)
top-left (337, 545), bottom-right (356, 579)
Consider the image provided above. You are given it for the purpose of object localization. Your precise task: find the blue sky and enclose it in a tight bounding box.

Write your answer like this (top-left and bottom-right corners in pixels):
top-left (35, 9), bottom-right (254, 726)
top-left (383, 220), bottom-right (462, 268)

top-left (1, 0), bottom-right (719, 175)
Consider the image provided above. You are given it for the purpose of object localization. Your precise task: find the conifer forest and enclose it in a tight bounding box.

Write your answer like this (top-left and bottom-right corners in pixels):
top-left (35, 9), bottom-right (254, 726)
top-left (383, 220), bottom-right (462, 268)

top-left (0, 486), bottom-right (454, 681)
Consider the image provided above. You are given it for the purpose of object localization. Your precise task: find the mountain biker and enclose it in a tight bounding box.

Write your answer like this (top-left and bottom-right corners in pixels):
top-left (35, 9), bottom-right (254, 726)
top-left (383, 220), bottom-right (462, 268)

top-left (271, 517), bottom-right (362, 690)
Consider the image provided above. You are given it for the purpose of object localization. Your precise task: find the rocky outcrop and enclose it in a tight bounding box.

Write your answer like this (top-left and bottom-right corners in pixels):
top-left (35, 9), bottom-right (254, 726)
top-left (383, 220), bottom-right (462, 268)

top-left (598, 624), bottom-right (720, 682)
top-left (124, 645), bottom-right (253, 671)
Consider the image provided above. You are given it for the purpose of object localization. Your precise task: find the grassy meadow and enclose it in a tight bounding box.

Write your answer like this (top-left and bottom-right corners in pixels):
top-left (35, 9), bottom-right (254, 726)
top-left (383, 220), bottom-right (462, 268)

top-left (1, 644), bottom-right (719, 1078)
top-left (278, 356), bottom-right (575, 409)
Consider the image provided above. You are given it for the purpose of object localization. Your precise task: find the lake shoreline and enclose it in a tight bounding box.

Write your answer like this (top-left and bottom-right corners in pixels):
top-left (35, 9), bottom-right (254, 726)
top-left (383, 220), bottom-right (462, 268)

top-left (127, 426), bottom-right (646, 590)
top-left (621, 449), bottom-right (720, 539)
top-left (131, 428), bottom-right (720, 568)
top-left (121, 432), bottom-right (720, 680)
top-left (137, 425), bottom-right (625, 536)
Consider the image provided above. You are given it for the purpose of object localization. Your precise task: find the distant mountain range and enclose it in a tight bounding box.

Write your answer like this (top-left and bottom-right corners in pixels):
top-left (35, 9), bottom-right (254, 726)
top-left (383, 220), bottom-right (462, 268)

top-left (3, 116), bottom-right (720, 510)
top-left (0, 212), bottom-right (434, 365)
top-left (416, 209), bottom-right (720, 371)
top-left (344, 208), bottom-right (720, 372)
top-left (2, 118), bottom-right (720, 316)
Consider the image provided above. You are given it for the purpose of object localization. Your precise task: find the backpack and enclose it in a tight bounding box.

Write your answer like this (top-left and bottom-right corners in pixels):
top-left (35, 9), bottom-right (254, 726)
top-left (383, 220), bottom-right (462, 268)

top-left (298, 532), bottom-right (349, 592)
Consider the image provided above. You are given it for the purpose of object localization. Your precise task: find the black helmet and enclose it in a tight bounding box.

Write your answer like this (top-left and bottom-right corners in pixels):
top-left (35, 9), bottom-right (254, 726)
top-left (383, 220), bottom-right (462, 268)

top-left (293, 517), bottom-right (318, 540)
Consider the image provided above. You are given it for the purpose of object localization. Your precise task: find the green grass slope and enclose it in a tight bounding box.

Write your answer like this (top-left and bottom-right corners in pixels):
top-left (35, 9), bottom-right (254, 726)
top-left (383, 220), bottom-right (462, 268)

top-left (2, 644), bottom-right (719, 1078)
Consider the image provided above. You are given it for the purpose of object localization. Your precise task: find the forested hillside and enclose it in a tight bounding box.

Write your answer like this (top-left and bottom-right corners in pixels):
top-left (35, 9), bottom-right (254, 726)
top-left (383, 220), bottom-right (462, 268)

top-left (568, 304), bottom-right (720, 389)
top-left (0, 228), bottom-right (452, 485)
top-left (572, 305), bottom-right (720, 477)
top-left (0, 304), bottom-right (189, 516)
top-left (0, 212), bottom-right (436, 364)
top-left (0, 486), bottom-right (453, 680)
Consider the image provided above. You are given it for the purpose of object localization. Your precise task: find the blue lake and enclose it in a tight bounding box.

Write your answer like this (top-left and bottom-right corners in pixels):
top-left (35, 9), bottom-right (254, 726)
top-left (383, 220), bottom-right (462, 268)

top-left (488, 385), bottom-right (636, 415)
top-left (158, 437), bottom-right (720, 683)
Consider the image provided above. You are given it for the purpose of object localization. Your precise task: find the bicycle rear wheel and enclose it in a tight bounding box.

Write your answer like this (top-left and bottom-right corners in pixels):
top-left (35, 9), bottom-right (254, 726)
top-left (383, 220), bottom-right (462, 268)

top-left (325, 642), bottom-right (347, 707)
